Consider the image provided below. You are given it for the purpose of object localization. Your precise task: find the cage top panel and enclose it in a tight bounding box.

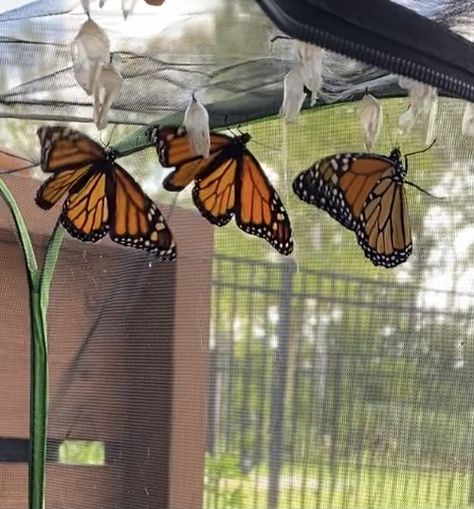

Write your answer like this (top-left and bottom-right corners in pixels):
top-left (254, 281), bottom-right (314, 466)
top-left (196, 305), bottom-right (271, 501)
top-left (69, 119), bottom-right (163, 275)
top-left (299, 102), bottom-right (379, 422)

top-left (0, 0), bottom-right (472, 126)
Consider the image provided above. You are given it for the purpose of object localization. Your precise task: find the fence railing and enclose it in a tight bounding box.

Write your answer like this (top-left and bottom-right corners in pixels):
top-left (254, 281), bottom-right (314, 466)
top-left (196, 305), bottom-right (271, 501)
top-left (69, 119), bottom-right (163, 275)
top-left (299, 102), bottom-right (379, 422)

top-left (206, 255), bottom-right (474, 509)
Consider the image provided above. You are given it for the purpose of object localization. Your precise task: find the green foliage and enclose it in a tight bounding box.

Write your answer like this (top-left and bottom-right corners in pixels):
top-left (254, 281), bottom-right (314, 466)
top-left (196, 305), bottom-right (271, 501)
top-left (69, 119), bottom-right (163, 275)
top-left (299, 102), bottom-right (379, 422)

top-left (59, 440), bottom-right (105, 466)
top-left (206, 453), bottom-right (247, 509)
top-left (205, 457), bottom-right (472, 509)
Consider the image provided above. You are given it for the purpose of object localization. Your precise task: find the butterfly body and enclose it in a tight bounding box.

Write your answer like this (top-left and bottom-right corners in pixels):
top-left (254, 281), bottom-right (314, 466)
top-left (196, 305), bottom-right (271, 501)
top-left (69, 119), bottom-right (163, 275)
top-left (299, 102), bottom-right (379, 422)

top-left (36, 126), bottom-right (176, 260)
top-left (158, 127), bottom-right (293, 255)
top-left (293, 148), bottom-right (412, 268)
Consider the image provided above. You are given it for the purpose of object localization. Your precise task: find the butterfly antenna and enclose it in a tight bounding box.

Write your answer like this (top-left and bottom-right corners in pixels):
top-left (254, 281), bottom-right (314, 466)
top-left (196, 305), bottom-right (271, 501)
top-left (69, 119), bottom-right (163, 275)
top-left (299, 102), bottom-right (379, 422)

top-left (405, 138), bottom-right (437, 158)
top-left (405, 180), bottom-right (444, 200)
top-left (249, 137), bottom-right (281, 155)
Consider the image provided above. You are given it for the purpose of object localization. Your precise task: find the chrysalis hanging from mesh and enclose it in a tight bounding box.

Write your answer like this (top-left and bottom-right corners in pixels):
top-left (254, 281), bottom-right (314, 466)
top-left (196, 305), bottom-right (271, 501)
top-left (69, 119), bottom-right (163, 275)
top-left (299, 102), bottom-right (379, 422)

top-left (280, 40), bottom-right (323, 122)
top-left (93, 56), bottom-right (122, 130)
top-left (122, 0), bottom-right (139, 19)
top-left (398, 77), bottom-right (438, 144)
top-left (81, 0), bottom-right (92, 14)
top-left (71, 18), bottom-right (110, 95)
top-left (183, 95), bottom-right (210, 158)
top-left (296, 41), bottom-right (323, 107)
top-left (462, 102), bottom-right (474, 137)
top-left (280, 66), bottom-right (306, 123)
top-left (358, 91), bottom-right (382, 151)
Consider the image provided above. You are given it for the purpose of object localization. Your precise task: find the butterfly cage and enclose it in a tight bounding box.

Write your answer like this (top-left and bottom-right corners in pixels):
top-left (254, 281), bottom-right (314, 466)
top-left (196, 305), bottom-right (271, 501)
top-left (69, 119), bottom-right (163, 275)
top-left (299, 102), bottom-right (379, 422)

top-left (1, 0), bottom-right (474, 508)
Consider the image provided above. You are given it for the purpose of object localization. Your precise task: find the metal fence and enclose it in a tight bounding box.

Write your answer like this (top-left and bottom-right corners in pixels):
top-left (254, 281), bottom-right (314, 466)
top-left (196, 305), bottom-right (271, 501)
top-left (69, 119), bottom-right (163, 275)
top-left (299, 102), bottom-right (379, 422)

top-left (205, 255), bottom-right (474, 509)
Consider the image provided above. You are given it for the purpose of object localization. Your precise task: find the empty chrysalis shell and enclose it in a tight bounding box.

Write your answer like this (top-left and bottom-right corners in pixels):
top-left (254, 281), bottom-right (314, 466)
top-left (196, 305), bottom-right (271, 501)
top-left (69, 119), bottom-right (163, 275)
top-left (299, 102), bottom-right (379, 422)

top-left (93, 60), bottom-right (122, 130)
top-left (280, 65), bottom-right (306, 123)
top-left (183, 96), bottom-right (210, 158)
top-left (398, 105), bottom-right (417, 134)
top-left (424, 89), bottom-right (438, 145)
top-left (295, 41), bottom-right (323, 107)
top-left (358, 91), bottom-right (382, 151)
top-left (71, 18), bottom-right (110, 95)
top-left (81, 0), bottom-right (91, 14)
top-left (398, 77), bottom-right (438, 141)
top-left (122, 0), bottom-right (138, 20)
top-left (462, 102), bottom-right (474, 137)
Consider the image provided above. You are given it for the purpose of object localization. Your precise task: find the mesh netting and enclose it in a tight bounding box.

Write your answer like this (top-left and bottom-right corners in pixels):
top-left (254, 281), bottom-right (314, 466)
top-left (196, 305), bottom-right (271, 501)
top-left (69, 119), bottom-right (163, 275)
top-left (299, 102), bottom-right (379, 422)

top-left (0, 0), bottom-right (474, 508)
top-left (0, 0), bottom-right (472, 126)
top-left (1, 97), bottom-right (474, 508)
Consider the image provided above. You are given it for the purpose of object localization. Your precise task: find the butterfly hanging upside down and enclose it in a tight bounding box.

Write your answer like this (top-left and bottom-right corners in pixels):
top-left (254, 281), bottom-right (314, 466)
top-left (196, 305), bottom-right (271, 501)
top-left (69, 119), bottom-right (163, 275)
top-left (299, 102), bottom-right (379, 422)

top-left (35, 126), bottom-right (176, 261)
top-left (292, 147), bottom-right (425, 268)
top-left (155, 126), bottom-right (294, 255)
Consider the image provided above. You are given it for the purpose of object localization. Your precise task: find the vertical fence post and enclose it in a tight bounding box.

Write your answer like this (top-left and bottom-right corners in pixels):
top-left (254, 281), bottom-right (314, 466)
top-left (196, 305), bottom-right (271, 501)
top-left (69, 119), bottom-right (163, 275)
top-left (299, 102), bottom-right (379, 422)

top-left (268, 259), bottom-right (296, 509)
top-left (207, 346), bottom-right (218, 454)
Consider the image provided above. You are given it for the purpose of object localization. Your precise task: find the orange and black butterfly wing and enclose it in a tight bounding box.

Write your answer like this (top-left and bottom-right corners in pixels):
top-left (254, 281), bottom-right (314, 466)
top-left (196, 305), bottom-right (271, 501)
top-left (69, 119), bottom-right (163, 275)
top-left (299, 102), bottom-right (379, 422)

top-left (235, 151), bottom-right (293, 255)
top-left (158, 127), bottom-right (293, 254)
top-left (108, 165), bottom-right (176, 260)
top-left (157, 127), bottom-right (232, 191)
top-left (191, 146), bottom-right (293, 254)
top-left (36, 165), bottom-right (94, 210)
top-left (293, 152), bottom-right (412, 267)
top-left (355, 177), bottom-right (412, 267)
top-left (38, 125), bottom-right (104, 173)
top-left (191, 149), bottom-right (238, 227)
top-left (36, 126), bottom-right (105, 210)
top-left (60, 165), bottom-right (110, 242)
top-left (292, 153), bottom-right (396, 231)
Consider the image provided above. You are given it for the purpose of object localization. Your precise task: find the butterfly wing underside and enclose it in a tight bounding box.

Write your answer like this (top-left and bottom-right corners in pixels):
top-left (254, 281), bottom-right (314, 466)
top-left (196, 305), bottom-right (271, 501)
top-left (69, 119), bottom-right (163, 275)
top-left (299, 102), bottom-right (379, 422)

top-left (110, 166), bottom-right (176, 260)
top-left (292, 152), bottom-right (412, 267)
top-left (356, 176), bottom-right (412, 267)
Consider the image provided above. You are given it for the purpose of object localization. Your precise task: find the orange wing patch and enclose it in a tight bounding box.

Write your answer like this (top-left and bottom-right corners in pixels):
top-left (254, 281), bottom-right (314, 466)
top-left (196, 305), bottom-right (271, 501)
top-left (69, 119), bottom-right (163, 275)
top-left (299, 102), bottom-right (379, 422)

top-left (60, 171), bottom-right (109, 242)
top-left (37, 126), bottom-right (103, 172)
top-left (236, 154), bottom-right (293, 255)
top-left (193, 158), bottom-right (237, 226)
top-left (158, 128), bottom-right (231, 191)
top-left (36, 165), bottom-right (92, 209)
top-left (356, 178), bottom-right (412, 267)
top-left (163, 153), bottom-right (221, 191)
top-left (110, 166), bottom-right (176, 260)
top-left (339, 159), bottom-right (393, 217)
top-left (158, 128), bottom-right (231, 166)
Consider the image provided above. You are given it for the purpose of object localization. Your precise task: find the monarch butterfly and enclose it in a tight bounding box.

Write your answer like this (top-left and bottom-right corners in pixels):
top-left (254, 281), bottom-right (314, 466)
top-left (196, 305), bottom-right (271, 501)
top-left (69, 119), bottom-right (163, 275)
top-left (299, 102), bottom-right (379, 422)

top-left (36, 126), bottom-right (176, 261)
top-left (155, 127), bottom-right (293, 255)
top-left (292, 146), bottom-right (430, 268)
